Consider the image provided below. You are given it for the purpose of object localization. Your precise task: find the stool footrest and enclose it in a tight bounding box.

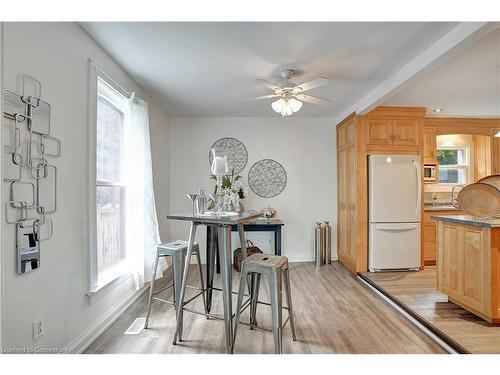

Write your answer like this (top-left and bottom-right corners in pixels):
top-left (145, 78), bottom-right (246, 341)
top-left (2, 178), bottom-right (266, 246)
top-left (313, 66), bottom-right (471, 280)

top-left (153, 297), bottom-right (174, 305)
top-left (151, 283), bottom-right (174, 296)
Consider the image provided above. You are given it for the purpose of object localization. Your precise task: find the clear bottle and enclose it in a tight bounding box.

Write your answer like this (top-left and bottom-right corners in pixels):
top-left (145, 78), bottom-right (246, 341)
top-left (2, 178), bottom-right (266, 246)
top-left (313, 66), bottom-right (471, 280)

top-left (197, 189), bottom-right (207, 214)
top-left (432, 194), bottom-right (438, 207)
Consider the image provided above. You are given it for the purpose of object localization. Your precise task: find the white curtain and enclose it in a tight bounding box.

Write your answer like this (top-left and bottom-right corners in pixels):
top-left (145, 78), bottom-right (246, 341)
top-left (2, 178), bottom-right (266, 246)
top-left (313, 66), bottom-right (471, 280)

top-left (123, 93), bottom-right (163, 290)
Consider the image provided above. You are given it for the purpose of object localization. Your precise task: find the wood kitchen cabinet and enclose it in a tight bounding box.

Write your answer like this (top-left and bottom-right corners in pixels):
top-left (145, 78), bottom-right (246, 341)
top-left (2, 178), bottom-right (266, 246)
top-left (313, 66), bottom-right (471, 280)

top-left (337, 115), bottom-right (361, 273)
top-left (436, 220), bottom-right (500, 323)
top-left (365, 118), bottom-right (393, 145)
top-left (423, 209), bottom-right (463, 266)
top-left (393, 119), bottom-right (420, 146)
top-left (492, 129), bottom-right (500, 174)
top-left (365, 112), bottom-right (421, 153)
top-left (473, 135), bottom-right (492, 181)
top-left (423, 211), bottom-right (438, 266)
top-left (423, 127), bottom-right (437, 164)
top-left (365, 118), bottom-right (420, 147)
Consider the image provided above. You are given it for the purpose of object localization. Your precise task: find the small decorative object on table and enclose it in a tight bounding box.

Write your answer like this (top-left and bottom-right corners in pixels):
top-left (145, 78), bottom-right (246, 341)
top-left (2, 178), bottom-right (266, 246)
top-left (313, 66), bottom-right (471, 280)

top-left (263, 206), bottom-right (277, 219)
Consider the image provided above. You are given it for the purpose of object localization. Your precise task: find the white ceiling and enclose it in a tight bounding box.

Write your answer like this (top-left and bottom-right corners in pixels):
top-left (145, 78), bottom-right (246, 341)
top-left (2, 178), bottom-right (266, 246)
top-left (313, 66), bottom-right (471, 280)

top-left (81, 22), bottom-right (458, 117)
top-left (385, 26), bottom-right (500, 117)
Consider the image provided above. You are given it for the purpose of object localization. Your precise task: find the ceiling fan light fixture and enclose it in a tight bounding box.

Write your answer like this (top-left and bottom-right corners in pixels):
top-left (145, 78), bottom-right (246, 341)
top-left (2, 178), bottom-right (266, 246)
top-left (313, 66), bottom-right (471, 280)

top-left (271, 98), bottom-right (285, 113)
top-left (281, 101), bottom-right (293, 117)
top-left (256, 70), bottom-right (330, 118)
top-left (289, 98), bottom-right (303, 112)
top-left (271, 97), bottom-right (303, 117)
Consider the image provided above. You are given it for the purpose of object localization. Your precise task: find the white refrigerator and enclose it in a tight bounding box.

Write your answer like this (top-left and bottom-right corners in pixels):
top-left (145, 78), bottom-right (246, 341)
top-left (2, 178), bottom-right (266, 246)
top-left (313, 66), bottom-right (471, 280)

top-left (369, 155), bottom-right (421, 272)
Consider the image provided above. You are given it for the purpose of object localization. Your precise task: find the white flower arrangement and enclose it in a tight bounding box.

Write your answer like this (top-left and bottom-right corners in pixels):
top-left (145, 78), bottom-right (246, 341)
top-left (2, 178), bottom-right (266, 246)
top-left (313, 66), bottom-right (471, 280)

top-left (210, 168), bottom-right (247, 210)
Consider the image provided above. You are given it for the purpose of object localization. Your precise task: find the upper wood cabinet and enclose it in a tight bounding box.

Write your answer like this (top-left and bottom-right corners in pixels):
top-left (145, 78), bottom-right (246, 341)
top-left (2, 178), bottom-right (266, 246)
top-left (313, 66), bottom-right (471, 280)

top-left (473, 135), bottom-right (492, 181)
top-left (492, 129), bottom-right (500, 174)
top-left (423, 128), bottom-right (437, 164)
top-left (365, 118), bottom-right (393, 145)
top-left (365, 117), bottom-right (420, 149)
top-left (393, 119), bottom-right (420, 146)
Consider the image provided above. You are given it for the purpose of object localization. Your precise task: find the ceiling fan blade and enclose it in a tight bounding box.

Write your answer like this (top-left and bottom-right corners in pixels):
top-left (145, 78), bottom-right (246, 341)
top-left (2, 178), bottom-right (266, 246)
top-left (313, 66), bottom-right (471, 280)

top-left (245, 94), bottom-right (280, 101)
top-left (293, 77), bottom-right (329, 93)
top-left (296, 94), bottom-right (331, 106)
top-left (255, 79), bottom-right (281, 91)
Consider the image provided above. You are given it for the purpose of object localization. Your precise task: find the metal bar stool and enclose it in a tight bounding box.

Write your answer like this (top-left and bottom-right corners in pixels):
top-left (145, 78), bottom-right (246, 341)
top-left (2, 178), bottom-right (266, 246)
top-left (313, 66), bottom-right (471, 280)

top-left (233, 253), bottom-right (297, 354)
top-left (144, 240), bottom-right (207, 334)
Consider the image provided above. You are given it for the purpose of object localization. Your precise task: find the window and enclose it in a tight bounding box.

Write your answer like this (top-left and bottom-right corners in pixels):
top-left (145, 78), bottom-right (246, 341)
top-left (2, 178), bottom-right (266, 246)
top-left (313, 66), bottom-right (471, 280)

top-left (89, 63), bottom-right (160, 297)
top-left (95, 77), bottom-right (129, 286)
top-left (436, 147), bottom-right (470, 185)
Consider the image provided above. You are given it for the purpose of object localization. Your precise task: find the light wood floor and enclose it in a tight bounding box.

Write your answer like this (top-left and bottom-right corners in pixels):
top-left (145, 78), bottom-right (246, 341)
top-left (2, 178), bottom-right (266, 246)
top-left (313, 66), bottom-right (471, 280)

top-left (84, 262), bottom-right (445, 354)
top-left (362, 267), bottom-right (500, 354)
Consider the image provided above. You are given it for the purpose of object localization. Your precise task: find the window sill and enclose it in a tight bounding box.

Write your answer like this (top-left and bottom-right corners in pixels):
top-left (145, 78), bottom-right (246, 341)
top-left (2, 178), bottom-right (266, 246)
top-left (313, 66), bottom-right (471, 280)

top-left (86, 272), bottom-right (133, 303)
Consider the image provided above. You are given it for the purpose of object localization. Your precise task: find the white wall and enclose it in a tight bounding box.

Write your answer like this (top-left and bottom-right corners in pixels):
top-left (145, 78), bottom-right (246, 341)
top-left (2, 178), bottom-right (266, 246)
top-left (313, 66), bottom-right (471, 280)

top-left (168, 117), bottom-right (337, 263)
top-left (0, 21), bottom-right (4, 350)
top-left (1, 23), bottom-right (169, 351)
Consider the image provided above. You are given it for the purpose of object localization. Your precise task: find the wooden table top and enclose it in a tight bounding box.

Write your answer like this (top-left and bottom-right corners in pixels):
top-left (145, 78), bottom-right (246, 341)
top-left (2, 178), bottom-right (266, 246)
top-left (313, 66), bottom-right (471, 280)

top-left (167, 210), bottom-right (263, 225)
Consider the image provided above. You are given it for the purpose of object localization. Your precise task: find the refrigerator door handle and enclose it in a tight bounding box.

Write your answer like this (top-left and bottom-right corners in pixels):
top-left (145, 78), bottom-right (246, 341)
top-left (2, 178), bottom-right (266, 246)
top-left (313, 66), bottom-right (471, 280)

top-left (374, 224), bottom-right (419, 231)
top-left (414, 160), bottom-right (421, 219)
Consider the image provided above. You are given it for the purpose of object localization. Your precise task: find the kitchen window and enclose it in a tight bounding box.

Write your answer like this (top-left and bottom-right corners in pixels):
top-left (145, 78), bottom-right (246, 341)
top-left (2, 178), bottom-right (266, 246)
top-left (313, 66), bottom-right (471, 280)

top-left (436, 147), bottom-right (470, 185)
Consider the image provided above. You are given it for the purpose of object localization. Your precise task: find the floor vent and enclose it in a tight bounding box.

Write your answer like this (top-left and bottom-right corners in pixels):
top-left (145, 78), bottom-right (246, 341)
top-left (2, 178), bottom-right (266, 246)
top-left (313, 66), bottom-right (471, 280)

top-left (124, 318), bottom-right (146, 335)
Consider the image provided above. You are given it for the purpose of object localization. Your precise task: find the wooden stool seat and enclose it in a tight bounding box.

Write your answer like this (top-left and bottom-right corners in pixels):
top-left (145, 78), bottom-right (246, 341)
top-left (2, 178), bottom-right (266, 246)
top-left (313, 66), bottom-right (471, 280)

top-left (244, 253), bottom-right (288, 269)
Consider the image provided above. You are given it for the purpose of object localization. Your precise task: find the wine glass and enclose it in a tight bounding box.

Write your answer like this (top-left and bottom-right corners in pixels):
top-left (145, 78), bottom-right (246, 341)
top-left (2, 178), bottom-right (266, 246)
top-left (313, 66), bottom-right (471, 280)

top-left (186, 194), bottom-right (198, 216)
top-left (208, 193), bottom-right (218, 213)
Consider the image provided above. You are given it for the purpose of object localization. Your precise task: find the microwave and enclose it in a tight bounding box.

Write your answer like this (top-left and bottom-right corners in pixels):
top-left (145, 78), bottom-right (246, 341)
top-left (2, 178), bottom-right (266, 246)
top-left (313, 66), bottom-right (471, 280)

top-left (424, 164), bottom-right (437, 182)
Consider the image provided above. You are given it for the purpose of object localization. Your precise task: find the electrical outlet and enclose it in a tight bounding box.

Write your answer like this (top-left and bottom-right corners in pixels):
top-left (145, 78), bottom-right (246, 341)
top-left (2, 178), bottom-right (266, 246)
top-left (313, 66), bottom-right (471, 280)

top-left (32, 319), bottom-right (43, 341)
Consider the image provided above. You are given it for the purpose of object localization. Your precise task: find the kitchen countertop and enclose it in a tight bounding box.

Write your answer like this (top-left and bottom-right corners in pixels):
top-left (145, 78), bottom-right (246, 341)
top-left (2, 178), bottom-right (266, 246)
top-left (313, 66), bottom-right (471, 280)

top-left (431, 215), bottom-right (500, 228)
top-left (424, 203), bottom-right (460, 211)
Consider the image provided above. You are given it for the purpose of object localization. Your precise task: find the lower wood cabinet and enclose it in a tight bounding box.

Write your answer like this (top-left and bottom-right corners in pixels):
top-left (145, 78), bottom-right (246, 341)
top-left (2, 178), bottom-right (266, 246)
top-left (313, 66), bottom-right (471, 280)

top-left (423, 210), bottom-right (462, 266)
top-left (437, 221), bottom-right (500, 324)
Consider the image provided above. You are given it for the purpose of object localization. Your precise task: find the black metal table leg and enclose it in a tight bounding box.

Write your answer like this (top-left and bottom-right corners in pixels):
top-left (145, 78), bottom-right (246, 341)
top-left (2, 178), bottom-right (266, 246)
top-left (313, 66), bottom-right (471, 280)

top-left (275, 226), bottom-right (282, 256)
top-left (206, 226), bottom-right (218, 313)
top-left (216, 241), bottom-right (221, 274)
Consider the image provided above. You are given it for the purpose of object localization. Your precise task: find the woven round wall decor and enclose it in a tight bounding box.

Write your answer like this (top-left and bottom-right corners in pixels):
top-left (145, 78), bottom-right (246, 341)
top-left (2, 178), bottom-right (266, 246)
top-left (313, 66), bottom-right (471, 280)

top-left (248, 159), bottom-right (287, 198)
top-left (208, 137), bottom-right (248, 174)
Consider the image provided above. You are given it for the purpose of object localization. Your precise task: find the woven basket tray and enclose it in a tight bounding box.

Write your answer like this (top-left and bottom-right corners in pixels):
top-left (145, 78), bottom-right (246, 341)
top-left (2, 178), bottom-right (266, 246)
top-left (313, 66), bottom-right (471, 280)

top-left (456, 182), bottom-right (500, 218)
top-left (477, 174), bottom-right (500, 190)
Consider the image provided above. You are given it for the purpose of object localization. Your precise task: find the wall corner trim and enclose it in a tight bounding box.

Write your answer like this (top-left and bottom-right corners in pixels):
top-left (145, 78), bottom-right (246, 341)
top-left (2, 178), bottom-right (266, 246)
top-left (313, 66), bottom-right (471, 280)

top-left (64, 285), bottom-right (148, 354)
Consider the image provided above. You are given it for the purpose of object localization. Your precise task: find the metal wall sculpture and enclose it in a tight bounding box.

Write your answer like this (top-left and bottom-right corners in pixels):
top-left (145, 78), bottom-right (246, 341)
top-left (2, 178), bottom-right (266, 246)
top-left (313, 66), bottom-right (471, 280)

top-left (208, 137), bottom-right (248, 174)
top-left (3, 74), bottom-right (60, 274)
top-left (248, 159), bottom-right (287, 198)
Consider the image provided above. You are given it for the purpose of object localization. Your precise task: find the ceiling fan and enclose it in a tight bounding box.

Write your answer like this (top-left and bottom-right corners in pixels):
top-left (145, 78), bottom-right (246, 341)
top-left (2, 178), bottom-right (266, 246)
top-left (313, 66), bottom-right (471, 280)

top-left (251, 69), bottom-right (331, 117)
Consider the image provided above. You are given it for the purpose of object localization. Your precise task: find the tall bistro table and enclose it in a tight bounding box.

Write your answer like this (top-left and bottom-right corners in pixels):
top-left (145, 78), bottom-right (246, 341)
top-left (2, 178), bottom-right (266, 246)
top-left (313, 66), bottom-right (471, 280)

top-left (167, 210), bottom-right (263, 354)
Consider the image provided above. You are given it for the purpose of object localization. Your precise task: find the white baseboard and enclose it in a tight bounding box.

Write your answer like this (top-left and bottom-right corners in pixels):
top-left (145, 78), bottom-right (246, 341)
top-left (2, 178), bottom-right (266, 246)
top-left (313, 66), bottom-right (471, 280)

top-left (65, 285), bottom-right (148, 354)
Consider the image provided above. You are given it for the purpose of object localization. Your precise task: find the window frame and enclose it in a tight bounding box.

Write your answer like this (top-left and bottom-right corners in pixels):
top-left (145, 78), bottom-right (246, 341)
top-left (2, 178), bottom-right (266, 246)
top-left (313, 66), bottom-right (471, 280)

top-left (87, 61), bottom-right (132, 297)
top-left (436, 146), bottom-right (471, 186)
